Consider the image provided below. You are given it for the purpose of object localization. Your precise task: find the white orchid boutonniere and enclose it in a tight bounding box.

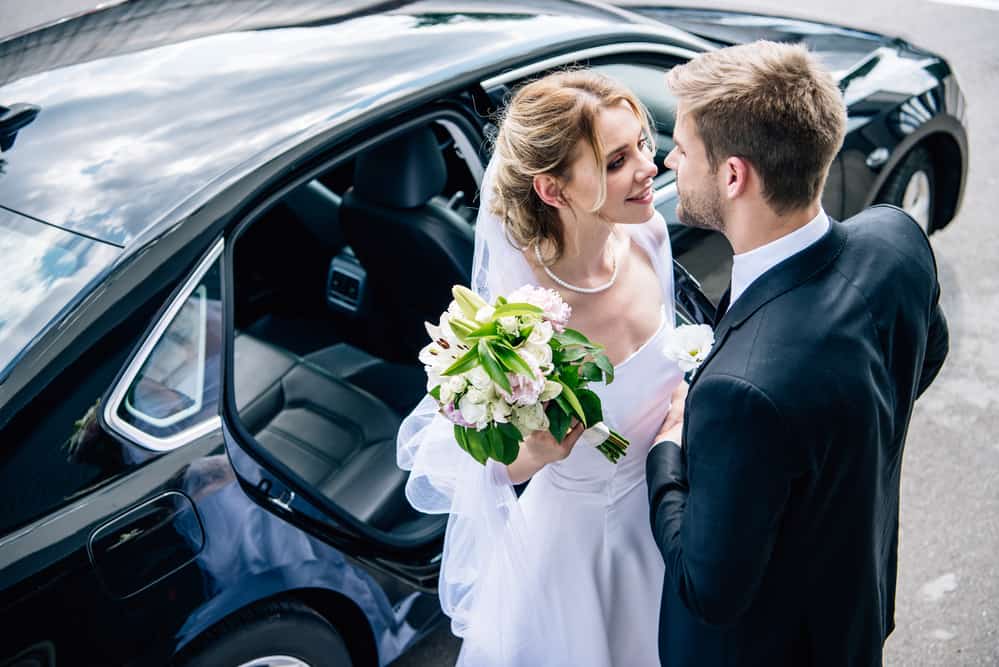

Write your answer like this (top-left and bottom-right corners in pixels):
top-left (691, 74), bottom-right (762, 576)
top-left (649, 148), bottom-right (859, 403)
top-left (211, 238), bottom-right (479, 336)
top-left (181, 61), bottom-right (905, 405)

top-left (664, 323), bottom-right (715, 377)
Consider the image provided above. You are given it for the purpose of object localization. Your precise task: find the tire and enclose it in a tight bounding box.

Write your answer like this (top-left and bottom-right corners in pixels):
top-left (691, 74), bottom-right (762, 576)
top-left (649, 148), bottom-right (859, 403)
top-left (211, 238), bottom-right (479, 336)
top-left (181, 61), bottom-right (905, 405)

top-left (876, 145), bottom-right (935, 233)
top-left (178, 600), bottom-right (353, 667)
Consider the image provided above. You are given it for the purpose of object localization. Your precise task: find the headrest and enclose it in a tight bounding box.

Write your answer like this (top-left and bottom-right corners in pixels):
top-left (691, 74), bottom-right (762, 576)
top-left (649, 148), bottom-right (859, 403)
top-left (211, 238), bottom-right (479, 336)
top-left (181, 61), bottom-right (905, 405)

top-left (352, 125), bottom-right (447, 208)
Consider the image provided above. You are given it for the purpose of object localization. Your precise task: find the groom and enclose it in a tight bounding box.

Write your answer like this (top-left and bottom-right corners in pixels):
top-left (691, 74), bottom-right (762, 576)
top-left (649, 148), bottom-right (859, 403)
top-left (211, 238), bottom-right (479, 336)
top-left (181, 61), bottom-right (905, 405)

top-left (648, 41), bottom-right (949, 665)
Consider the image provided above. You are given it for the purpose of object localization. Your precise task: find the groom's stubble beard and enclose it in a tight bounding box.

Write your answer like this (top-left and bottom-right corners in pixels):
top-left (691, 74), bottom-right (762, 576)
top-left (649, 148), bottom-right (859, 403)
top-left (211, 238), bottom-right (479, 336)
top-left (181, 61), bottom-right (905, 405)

top-left (675, 177), bottom-right (725, 233)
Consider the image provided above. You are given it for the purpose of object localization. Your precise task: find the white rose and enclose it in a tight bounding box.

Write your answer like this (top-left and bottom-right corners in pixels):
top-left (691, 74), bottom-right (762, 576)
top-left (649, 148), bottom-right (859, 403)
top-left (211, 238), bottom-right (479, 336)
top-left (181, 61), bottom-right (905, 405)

top-left (466, 366), bottom-right (492, 390)
top-left (464, 387), bottom-right (491, 405)
top-left (498, 316), bottom-right (520, 336)
top-left (447, 375), bottom-right (468, 395)
top-left (525, 342), bottom-right (553, 373)
top-left (527, 320), bottom-right (553, 345)
top-left (512, 403), bottom-right (548, 433)
top-left (490, 400), bottom-right (513, 423)
top-left (459, 393), bottom-right (489, 428)
top-left (439, 381), bottom-right (456, 404)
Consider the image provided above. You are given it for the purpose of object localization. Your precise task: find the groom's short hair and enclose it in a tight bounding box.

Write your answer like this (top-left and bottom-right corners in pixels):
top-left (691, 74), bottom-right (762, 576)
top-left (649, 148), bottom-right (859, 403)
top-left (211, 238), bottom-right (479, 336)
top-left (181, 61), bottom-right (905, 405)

top-left (667, 40), bottom-right (847, 214)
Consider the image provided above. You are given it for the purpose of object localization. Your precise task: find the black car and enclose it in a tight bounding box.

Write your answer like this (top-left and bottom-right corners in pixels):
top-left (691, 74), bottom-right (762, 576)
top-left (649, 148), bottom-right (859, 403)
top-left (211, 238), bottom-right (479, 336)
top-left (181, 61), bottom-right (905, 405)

top-left (0, 1), bottom-right (966, 665)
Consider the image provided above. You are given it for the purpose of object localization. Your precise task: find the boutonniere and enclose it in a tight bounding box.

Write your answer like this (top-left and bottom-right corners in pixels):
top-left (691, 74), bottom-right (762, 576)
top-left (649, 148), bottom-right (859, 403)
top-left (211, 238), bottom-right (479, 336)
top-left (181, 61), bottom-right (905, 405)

top-left (663, 324), bottom-right (715, 379)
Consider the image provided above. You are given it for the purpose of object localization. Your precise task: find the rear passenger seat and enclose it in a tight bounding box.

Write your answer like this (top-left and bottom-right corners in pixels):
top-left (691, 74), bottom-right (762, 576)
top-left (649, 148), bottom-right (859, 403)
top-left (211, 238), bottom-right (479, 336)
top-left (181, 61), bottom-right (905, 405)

top-left (233, 333), bottom-right (418, 532)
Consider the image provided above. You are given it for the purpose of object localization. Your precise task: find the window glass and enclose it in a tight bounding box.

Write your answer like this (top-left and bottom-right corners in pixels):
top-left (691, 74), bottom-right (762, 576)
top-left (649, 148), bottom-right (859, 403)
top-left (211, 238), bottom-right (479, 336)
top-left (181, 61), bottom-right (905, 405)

top-left (0, 207), bottom-right (120, 381)
top-left (116, 258), bottom-right (222, 439)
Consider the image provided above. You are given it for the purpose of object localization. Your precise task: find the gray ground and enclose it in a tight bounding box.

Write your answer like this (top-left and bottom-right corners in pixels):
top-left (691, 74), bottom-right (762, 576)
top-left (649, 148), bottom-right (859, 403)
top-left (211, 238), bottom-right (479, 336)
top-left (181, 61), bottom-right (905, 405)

top-left (3, 1), bottom-right (994, 664)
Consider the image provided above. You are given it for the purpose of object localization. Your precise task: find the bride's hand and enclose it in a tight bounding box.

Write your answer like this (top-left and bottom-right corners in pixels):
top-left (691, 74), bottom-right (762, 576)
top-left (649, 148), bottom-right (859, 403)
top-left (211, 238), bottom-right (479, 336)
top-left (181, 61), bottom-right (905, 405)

top-left (654, 381), bottom-right (689, 447)
top-left (506, 420), bottom-right (586, 484)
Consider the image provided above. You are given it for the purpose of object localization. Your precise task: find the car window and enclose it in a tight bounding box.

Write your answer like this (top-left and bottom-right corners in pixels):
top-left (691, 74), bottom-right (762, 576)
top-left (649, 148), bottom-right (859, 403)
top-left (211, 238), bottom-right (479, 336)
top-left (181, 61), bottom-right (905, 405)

top-left (109, 243), bottom-right (223, 447)
top-left (0, 207), bottom-right (121, 382)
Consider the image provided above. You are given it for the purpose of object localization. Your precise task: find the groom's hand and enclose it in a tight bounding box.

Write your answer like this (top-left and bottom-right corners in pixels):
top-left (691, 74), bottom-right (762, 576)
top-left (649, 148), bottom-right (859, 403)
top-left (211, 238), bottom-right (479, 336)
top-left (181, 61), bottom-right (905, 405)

top-left (654, 381), bottom-right (688, 448)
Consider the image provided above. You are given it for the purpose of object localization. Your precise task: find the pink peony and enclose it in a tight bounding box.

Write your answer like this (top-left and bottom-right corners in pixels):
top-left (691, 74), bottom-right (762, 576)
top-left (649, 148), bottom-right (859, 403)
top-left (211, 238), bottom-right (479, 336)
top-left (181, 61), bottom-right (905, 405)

top-left (442, 401), bottom-right (476, 428)
top-left (497, 370), bottom-right (545, 407)
top-left (507, 285), bottom-right (572, 332)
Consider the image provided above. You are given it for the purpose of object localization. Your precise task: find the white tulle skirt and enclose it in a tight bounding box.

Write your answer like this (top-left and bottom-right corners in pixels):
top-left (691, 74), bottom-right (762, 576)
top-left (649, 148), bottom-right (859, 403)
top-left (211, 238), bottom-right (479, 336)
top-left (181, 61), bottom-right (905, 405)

top-left (455, 465), bottom-right (665, 667)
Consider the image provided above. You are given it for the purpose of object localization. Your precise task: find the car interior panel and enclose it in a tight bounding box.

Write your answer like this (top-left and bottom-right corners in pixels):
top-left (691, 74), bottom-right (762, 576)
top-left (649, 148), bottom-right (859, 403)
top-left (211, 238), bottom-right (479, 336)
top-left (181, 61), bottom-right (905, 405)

top-left (231, 119), bottom-right (478, 543)
top-left (339, 124), bottom-right (476, 363)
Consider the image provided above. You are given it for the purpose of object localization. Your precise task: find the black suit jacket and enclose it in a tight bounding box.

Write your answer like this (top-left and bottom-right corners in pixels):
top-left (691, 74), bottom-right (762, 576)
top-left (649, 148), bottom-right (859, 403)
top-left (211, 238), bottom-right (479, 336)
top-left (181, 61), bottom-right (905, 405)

top-left (647, 205), bottom-right (949, 666)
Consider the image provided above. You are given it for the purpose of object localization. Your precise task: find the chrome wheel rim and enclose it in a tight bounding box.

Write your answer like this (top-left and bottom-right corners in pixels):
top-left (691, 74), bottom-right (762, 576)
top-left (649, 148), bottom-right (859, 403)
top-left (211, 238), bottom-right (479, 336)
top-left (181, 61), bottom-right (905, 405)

top-left (902, 169), bottom-right (932, 231)
top-left (236, 656), bottom-right (310, 667)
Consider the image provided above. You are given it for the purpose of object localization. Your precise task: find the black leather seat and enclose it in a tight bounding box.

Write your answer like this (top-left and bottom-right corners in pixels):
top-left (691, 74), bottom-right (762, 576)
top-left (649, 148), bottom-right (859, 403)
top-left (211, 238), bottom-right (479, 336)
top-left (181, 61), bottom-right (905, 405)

top-left (340, 125), bottom-right (474, 361)
top-left (233, 333), bottom-right (417, 532)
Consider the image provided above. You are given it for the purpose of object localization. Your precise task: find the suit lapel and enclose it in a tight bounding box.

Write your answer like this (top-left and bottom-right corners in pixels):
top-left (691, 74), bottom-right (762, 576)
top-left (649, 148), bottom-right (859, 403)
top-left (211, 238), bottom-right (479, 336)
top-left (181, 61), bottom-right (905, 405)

top-left (688, 221), bottom-right (848, 390)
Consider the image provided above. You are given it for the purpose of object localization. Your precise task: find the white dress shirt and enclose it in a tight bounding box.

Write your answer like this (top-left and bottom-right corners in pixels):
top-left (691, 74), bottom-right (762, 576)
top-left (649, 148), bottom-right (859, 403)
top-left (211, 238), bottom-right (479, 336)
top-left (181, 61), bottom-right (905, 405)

top-left (729, 209), bottom-right (830, 307)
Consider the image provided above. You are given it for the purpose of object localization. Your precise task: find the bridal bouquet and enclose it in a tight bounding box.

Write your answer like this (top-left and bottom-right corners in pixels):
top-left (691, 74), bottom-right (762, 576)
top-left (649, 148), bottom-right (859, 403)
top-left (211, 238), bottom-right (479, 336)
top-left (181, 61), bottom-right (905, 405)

top-left (420, 285), bottom-right (629, 465)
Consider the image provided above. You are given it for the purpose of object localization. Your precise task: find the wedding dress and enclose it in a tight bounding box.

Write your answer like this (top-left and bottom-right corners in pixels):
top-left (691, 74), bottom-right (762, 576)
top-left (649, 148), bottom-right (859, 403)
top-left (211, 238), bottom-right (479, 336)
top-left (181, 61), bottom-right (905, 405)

top-left (397, 160), bottom-right (683, 666)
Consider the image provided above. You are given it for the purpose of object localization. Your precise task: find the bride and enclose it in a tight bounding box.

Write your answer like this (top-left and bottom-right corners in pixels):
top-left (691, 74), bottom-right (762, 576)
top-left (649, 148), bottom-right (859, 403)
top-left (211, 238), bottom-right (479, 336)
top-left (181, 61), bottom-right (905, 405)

top-left (397, 70), bottom-right (684, 666)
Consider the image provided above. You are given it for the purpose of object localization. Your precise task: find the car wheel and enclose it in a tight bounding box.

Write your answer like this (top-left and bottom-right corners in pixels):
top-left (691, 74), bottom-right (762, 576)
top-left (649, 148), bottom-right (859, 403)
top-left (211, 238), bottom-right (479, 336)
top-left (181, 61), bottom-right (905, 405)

top-left (877, 146), bottom-right (935, 233)
top-left (178, 600), bottom-right (352, 667)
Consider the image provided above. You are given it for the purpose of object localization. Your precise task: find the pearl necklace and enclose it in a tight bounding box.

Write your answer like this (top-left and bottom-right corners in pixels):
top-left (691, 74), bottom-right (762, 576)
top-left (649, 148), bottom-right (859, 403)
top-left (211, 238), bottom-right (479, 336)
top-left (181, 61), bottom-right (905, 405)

top-left (534, 240), bottom-right (618, 294)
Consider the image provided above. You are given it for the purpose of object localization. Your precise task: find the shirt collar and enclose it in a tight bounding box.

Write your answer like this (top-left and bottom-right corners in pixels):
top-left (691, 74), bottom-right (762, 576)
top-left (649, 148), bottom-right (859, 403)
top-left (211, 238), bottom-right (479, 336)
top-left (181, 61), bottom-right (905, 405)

top-left (729, 209), bottom-right (830, 306)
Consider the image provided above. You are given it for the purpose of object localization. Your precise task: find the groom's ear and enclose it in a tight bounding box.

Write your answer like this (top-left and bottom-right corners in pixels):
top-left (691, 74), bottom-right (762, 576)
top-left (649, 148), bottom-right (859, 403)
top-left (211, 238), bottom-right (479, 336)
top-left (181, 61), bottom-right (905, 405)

top-left (723, 156), bottom-right (751, 200)
top-left (533, 174), bottom-right (568, 209)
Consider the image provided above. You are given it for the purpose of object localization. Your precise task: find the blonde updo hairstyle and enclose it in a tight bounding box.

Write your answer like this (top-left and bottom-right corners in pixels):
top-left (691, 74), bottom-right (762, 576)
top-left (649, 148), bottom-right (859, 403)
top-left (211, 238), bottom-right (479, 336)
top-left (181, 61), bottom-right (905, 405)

top-left (490, 69), bottom-right (655, 264)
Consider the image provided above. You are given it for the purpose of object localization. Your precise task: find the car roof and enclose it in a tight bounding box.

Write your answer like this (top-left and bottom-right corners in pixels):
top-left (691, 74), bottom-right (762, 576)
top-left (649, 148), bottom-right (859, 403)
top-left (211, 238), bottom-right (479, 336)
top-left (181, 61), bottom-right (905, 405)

top-left (0, 0), bottom-right (703, 248)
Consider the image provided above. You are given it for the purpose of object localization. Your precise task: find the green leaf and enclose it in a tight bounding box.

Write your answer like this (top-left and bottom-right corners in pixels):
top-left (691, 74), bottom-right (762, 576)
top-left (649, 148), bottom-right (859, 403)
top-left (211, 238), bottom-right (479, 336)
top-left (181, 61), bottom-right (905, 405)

top-left (558, 366), bottom-right (580, 390)
top-left (486, 427), bottom-right (519, 464)
top-left (494, 303), bottom-right (543, 318)
top-left (554, 328), bottom-right (592, 346)
top-left (466, 321), bottom-right (499, 339)
top-left (575, 388), bottom-right (603, 426)
top-left (465, 428), bottom-right (489, 464)
top-left (441, 346), bottom-right (480, 376)
top-left (498, 421), bottom-right (525, 442)
top-left (557, 380), bottom-right (586, 422)
top-left (478, 339), bottom-right (511, 393)
top-left (429, 385), bottom-right (442, 401)
top-left (593, 352), bottom-right (615, 385)
top-left (546, 403), bottom-right (571, 441)
top-left (579, 362), bottom-right (603, 383)
top-left (559, 346), bottom-right (587, 363)
top-left (454, 425), bottom-right (471, 456)
top-left (493, 342), bottom-right (535, 376)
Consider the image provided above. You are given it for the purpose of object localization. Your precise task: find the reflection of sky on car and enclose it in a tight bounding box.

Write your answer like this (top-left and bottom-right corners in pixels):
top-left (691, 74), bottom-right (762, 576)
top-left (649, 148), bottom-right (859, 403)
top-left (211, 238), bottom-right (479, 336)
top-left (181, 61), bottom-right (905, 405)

top-left (841, 48), bottom-right (939, 108)
top-left (0, 11), bottom-right (608, 247)
top-left (0, 208), bottom-right (120, 380)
